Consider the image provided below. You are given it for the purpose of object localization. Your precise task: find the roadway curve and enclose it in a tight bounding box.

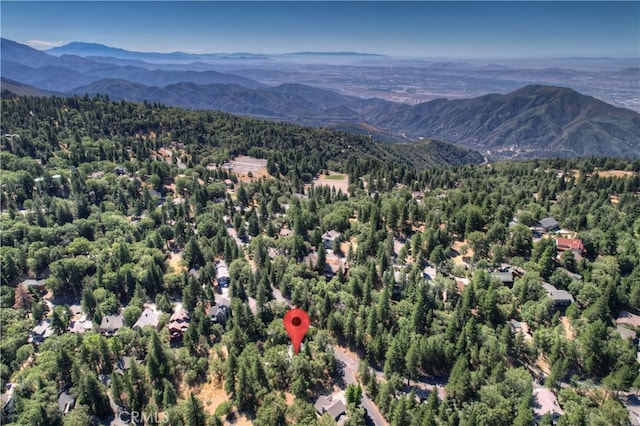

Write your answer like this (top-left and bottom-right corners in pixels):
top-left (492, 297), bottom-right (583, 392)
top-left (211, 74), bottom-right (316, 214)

top-left (333, 347), bottom-right (389, 426)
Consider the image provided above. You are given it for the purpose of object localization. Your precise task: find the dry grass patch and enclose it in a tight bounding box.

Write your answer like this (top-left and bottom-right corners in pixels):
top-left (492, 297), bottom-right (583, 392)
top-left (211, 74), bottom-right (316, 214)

top-left (560, 316), bottom-right (575, 340)
top-left (596, 170), bottom-right (636, 178)
top-left (168, 251), bottom-right (185, 273)
top-left (451, 240), bottom-right (473, 266)
top-left (315, 172), bottom-right (349, 194)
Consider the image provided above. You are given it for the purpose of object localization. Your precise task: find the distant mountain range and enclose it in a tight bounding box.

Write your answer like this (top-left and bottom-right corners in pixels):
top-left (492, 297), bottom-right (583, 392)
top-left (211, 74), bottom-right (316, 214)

top-left (2, 38), bottom-right (638, 159)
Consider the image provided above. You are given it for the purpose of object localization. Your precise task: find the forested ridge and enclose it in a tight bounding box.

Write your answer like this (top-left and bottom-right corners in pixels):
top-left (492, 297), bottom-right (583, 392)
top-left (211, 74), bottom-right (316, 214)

top-left (2, 93), bottom-right (640, 425)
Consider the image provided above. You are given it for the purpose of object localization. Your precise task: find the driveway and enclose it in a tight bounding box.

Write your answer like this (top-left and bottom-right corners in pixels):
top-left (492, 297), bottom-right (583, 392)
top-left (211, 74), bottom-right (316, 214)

top-left (333, 347), bottom-right (389, 426)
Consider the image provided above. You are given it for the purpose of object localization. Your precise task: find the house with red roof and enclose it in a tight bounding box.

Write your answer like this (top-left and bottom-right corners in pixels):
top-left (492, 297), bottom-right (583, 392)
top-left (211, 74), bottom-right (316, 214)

top-left (556, 238), bottom-right (585, 256)
top-left (168, 309), bottom-right (190, 340)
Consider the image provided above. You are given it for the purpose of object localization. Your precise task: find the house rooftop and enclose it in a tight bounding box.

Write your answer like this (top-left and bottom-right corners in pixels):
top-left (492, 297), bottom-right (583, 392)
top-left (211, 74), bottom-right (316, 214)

top-left (207, 304), bottom-right (230, 326)
top-left (314, 395), bottom-right (346, 421)
top-left (279, 228), bottom-right (293, 237)
top-left (556, 238), bottom-right (584, 253)
top-left (133, 307), bottom-right (160, 329)
top-left (423, 265), bottom-right (437, 281)
top-left (539, 217), bottom-right (559, 230)
top-left (20, 278), bottom-right (47, 289)
top-left (616, 326), bottom-right (637, 341)
top-left (617, 311), bottom-right (640, 328)
top-left (100, 313), bottom-right (124, 335)
top-left (542, 284), bottom-right (574, 304)
top-left (322, 230), bottom-right (341, 241)
top-left (69, 319), bottom-right (92, 334)
top-left (169, 309), bottom-right (190, 322)
top-left (533, 388), bottom-right (563, 419)
top-left (57, 390), bottom-right (75, 414)
top-left (491, 271), bottom-right (514, 284)
top-left (29, 319), bottom-right (53, 343)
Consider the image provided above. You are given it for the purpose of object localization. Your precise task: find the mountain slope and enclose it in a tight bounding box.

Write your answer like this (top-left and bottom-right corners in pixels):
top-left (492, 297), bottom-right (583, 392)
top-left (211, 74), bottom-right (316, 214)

top-left (70, 79), bottom-right (366, 123)
top-left (3, 39), bottom-right (638, 159)
top-left (45, 41), bottom-right (269, 62)
top-left (1, 38), bottom-right (264, 91)
top-left (370, 85), bottom-right (640, 158)
top-left (0, 78), bottom-right (54, 97)
top-left (0, 93), bottom-right (483, 170)
top-left (70, 78), bottom-right (640, 159)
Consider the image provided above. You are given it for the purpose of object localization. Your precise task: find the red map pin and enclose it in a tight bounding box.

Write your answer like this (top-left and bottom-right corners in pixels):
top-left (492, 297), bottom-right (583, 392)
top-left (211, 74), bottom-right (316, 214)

top-left (283, 308), bottom-right (310, 354)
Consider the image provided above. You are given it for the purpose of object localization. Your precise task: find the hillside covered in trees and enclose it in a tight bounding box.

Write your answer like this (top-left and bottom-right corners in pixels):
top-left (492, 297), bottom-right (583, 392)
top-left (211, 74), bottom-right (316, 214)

top-left (2, 93), bottom-right (640, 425)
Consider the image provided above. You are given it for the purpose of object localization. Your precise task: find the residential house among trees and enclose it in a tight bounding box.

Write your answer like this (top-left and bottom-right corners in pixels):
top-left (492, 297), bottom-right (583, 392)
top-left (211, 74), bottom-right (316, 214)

top-left (491, 271), bottom-right (515, 286)
top-left (168, 309), bottom-right (190, 340)
top-left (57, 389), bottom-right (75, 415)
top-left (100, 313), bottom-right (124, 336)
top-left (216, 260), bottom-right (230, 288)
top-left (207, 303), bottom-right (230, 327)
top-left (133, 307), bottom-right (161, 330)
top-left (68, 318), bottom-right (92, 334)
top-left (533, 388), bottom-right (564, 424)
top-left (19, 278), bottom-right (47, 295)
top-left (617, 311), bottom-right (640, 328)
top-left (556, 238), bottom-right (585, 256)
top-left (542, 284), bottom-right (574, 308)
top-left (423, 265), bottom-right (437, 282)
top-left (314, 394), bottom-right (347, 423)
top-left (29, 319), bottom-right (53, 344)
top-left (321, 230), bottom-right (341, 249)
top-left (538, 217), bottom-right (560, 233)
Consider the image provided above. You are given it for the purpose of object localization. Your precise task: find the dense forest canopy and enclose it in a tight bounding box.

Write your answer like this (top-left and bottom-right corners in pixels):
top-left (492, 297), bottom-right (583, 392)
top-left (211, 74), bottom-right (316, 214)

top-left (1, 93), bottom-right (640, 425)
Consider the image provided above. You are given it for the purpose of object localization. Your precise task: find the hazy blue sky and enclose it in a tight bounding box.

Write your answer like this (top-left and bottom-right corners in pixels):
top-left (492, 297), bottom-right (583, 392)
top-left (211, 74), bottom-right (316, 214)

top-left (2, 1), bottom-right (639, 58)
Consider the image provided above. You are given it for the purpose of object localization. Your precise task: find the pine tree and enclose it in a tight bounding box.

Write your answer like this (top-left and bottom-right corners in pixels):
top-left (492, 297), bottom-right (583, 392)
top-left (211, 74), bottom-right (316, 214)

top-left (224, 351), bottom-right (238, 396)
top-left (317, 244), bottom-right (327, 273)
top-left (110, 372), bottom-right (124, 405)
top-left (81, 286), bottom-right (96, 316)
top-left (162, 379), bottom-right (177, 409)
top-left (146, 330), bottom-right (168, 383)
top-left (185, 236), bottom-right (205, 270)
top-left (184, 392), bottom-right (206, 426)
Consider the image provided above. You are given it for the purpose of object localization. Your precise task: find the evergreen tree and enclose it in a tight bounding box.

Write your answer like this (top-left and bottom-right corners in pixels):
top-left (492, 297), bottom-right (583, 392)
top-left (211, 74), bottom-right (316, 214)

top-left (184, 392), bottom-right (207, 426)
top-left (185, 236), bottom-right (205, 270)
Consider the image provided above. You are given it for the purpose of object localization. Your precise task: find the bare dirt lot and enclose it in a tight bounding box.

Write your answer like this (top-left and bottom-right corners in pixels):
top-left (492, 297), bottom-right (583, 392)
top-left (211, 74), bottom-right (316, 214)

top-left (596, 170), bottom-right (636, 178)
top-left (196, 380), bottom-right (252, 426)
top-left (314, 172), bottom-right (349, 194)
top-left (225, 156), bottom-right (269, 183)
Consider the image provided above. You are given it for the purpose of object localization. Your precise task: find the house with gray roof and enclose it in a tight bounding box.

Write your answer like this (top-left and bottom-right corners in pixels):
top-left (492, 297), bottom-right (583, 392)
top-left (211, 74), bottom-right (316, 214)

top-left (542, 284), bottom-right (574, 308)
top-left (20, 278), bottom-right (47, 294)
top-left (314, 394), bottom-right (346, 422)
top-left (114, 356), bottom-right (142, 375)
top-left (321, 230), bottom-right (341, 249)
top-left (69, 318), bottom-right (93, 334)
top-left (29, 319), bottom-right (53, 344)
top-left (423, 265), bottom-right (437, 282)
top-left (616, 326), bottom-right (637, 342)
top-left (491, 271), bottom-right (515, 286)
top-left (216, 260), bottom-right (230, 288)
top-left (538, 217), bottom-right (560, 232)
top-left (57, 389), bottom-right (75, 414)
top-left (207, 303), bottom-right (230, 327)
top-left (100, 313), bottom-right (124, 336)
top-left (2, 383), bottom-right (16, 416)
top-left (133, 307), bottom-right (160, 330)
top-left (533, 388), bottom-right (563, 424)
